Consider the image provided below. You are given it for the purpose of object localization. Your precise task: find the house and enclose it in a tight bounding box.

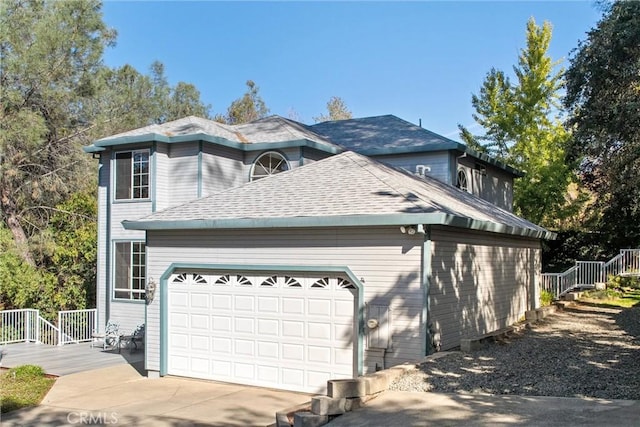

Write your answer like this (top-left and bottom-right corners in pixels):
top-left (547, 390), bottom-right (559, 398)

top-left (84, 115), bottom-right (553, 393)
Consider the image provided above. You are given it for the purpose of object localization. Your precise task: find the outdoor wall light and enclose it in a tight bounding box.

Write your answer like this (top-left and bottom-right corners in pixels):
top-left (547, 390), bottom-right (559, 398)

top-left (146, 278), bottom-right (157, 304)
top-left (399, 225), bottom-right (417, 235)
top-left (367, 318), bottom-right (379, 329)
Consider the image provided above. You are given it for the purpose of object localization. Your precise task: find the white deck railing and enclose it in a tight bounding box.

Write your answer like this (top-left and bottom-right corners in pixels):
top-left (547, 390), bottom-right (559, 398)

top-left (58, 309), bottom-right (97, 345)
top-left (541, 248), bottom-right (640, 299)
top-left (0, 308), bottom-right (97, 346)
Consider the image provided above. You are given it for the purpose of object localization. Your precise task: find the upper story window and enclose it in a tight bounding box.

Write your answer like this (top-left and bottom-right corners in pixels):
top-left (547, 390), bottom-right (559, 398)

top-left (456, 169), bottom-right (470, 193)
top-left (250, 151), bottom-right (289, 181)
top-left (115, 150), bottom-right (150, 200)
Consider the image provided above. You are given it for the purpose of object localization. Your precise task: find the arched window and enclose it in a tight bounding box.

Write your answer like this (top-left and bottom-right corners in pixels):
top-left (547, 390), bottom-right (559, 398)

top-left (250, 152), bottom-right (289, 181)
top-left (456, 169), bottom-right (470, 192)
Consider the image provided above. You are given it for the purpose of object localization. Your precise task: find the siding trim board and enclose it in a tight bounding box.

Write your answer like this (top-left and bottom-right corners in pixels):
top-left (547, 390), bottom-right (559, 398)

top-left (156, 262), bottom-right (365, 378)
top-left (197, 141), bottom-right (203, 198)
top-left (421, 226), bottom-right (433, 356)
top-left (123, 213), bottom-right (555, 240)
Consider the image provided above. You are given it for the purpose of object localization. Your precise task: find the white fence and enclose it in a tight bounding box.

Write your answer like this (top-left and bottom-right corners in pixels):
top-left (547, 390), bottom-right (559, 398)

top-left (541, 248), bottom-right (640, 299)
top-left (0, 308), bottom-right (97, 346)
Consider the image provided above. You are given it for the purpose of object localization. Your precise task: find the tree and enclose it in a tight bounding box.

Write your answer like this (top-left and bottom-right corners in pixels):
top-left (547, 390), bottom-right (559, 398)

top-left (459, 18), bottom-right (577, 227)
top-left (223, 80), bottom-right (269, 125)
top-left (0, 0), bottom-right (212, 314)
top-left (564, 1), bottom-right (640, 252)
top-left (0, 0), bottom-right (116, 265)
top-left (313, 96), bottom-right (353, 122)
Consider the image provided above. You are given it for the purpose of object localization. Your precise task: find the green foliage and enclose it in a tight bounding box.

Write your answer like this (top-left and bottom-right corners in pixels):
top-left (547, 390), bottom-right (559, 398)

top-left (9, 365), bottom-right (46, 379)
top-left (459, 18), bottom-right (582, 228)
top-left (313, 96), bottom-right (353, 123)
top-left (540, 289), bottom-right (555, 306)
top-left (222, 80), bottom-right (270, 125)
top-left (564, 1), bottom-right (640, 253)
top-left (607, 274), bottom-right (640, 290)
top-left (1, 365), bottom-right (55, 413)
top-left (0, 190), bottom-right (97, 318)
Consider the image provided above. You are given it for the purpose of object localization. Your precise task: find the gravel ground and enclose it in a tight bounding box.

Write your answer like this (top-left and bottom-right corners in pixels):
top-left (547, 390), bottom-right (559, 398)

top-left (389, 303), bottom-right (640, 400)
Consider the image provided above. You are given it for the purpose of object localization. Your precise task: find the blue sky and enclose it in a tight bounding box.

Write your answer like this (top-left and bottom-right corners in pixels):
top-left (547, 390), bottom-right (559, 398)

top-left (102, 1), bottom-right (603, 138)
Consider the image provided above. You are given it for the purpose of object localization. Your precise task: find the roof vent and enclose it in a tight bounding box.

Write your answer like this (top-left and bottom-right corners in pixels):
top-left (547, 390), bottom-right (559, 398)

top-left (415, 165), bottom-right (431, 176)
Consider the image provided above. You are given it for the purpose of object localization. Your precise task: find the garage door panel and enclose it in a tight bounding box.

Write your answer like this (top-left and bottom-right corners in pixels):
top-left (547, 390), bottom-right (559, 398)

top-left (308, 298), bottom-right (331, 316)
top-left (211, 316), bottom-right (231, 332)
top-left (212, 294), bottom-right (232, 310)
top-left (234, 295), bottom-right (254, 311)
top-left (191, 293), bottom-right (209, 308)
top-left (257, 341), bottom-right (279, 358)
top-left (282, 297), bottom-right (304, 314)
top-left (191, 335), bottom-right (209, 351)
top-left (307, 346), bottom-right (331, 364)
top-left (191, 357), bottom-right (209, 374)
top-left (235, 339), bottom-right (255, 356)
top-left (171, 333), bottom-right (188, 348)
top-left (191, 314), bottom-right (209, 330)
top-left (282, 320), bottom-right (304, 338)
top-left (235, 317), bottom-right (255, 334)
top-left (235, 362), bottom-right (254, 379)
top-left (168, 271), bottom-right (356, 393)
top-left (172, 292), bottom-right (188, 307)
top-left (308, 322), bottom-right (331, 340)
top-left (212, 360), bottom-right (232, 376)
top-left (258, 318), bottom-right (279, 335)
top-left (257, 296), bottom-right (279, 313)
top-left (282, 368), bottom-right (304, 387)
top-left (212, 337), bottom-right (232, 354)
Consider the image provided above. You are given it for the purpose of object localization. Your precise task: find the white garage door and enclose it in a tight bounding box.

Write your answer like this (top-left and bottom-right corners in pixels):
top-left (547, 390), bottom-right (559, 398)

top-left (167, 271), bottom-right (357, 393)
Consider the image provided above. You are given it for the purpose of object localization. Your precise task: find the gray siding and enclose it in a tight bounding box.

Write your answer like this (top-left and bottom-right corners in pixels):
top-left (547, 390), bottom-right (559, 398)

top-left (168, 142), bottom-right (199, 205)
top-left (155, 144), bottom-right (170, 211)
top-left (144, 227), bottom-right (425, 375)
top-left (373, 151), bottom-right (451, 184)
top-left (429, 227), bottom-right (540, 351)
top-left (458, 157), bottom-right (514, 211)
top-left (109, 301), bottom-right (145, 336)
top-left (202, 144), bottom-right (244, 196)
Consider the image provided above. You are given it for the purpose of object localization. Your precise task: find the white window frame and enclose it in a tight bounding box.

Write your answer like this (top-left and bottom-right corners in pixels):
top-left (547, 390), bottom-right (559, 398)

top-left (113, 241), bottom-right (146, 301)
top-left (456, 168), bottom-right (471, 193)
top-left (250, 151), bottom-right (289, 181)
top-left (114, 149), bottom-right (150, 200)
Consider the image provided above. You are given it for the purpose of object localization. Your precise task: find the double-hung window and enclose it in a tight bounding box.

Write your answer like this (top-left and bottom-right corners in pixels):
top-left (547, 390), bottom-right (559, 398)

top-left (115, 150), bottom-right (150, 200)
top-left (114, 242), bottom-right (146, 300)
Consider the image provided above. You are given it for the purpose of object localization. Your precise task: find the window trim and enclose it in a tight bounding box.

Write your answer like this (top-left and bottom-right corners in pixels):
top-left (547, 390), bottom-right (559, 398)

top-left (249, 151), bottom-right (290, 181)
top-left (114, 149), bottom-right (151, 201)
top-left (456, 168), bottom-right (470, 193)
top-left (112, 240), bottom-right (146, 301)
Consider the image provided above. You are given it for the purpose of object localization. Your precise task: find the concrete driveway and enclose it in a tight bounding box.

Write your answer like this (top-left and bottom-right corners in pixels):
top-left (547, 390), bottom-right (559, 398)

top-left (326, 391), bottom-right (640, 427)
top-left (1, 363), bottom-right (310, 426)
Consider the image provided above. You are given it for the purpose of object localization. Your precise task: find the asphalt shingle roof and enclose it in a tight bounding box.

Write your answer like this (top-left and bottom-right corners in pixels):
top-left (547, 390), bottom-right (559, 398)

top-left (88, 115), bottom-right (342, 151)
top-left (124, 151), bottom-right (551, 239)
top-left (310, 115), bottom-right (459, 153)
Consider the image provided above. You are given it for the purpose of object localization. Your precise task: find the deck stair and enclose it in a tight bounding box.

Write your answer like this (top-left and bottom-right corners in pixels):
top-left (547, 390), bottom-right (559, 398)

top-left (541, 249), bottom-right (640, 299)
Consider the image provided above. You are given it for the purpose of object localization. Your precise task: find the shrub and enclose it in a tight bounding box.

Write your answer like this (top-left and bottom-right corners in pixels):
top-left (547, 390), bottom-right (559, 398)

top-left (540, 289), bottom-right (555, 306)
top-left (584, 288), bottom-right (623, 300)
top-left (607, 274), bottom-right (640, 290)
top-left (8, 365), bottom-right (46, 379)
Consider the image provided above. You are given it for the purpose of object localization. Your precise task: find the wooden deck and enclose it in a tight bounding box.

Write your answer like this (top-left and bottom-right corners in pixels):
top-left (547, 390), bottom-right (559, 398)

top-left (0, 342), bottom-right (144, 376)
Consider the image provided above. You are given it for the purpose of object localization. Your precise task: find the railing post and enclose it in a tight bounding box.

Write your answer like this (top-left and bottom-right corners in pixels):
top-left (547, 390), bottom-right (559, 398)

top-left (25, 310), bottom-right (31, 343)
top-left (57, 311), bottom-right (63, 346)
